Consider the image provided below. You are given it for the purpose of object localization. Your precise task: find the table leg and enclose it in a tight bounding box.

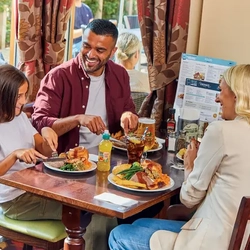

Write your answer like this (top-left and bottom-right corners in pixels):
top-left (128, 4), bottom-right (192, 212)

top-left (62, 205), bottom-right (85, 250)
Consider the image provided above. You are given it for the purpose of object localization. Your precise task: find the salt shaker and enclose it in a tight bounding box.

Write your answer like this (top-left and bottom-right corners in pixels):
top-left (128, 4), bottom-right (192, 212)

top-left (168, 132), bottom-right (176, 152)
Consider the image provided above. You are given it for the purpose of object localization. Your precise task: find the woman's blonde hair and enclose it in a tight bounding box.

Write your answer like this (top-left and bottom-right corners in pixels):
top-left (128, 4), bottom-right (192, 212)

top-left (116, 32), bottom-right (140, 61)
top-left (223, 64), bottom-right (250, 123)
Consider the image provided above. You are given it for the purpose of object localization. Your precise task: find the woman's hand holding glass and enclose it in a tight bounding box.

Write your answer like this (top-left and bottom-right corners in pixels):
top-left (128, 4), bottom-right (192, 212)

top-left (184, 140), bottom-right (199, 180)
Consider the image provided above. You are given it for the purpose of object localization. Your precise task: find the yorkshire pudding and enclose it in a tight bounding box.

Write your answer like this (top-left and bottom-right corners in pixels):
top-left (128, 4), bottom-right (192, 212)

top-left (67, 146), bottom-right (89, 161)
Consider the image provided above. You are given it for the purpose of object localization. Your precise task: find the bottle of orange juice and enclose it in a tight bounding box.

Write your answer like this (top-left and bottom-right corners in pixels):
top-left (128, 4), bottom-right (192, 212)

top-left (97, 130), bottom-right (112, 171)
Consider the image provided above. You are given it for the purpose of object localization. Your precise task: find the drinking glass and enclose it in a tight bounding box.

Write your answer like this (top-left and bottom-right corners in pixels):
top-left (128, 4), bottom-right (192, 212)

top-left (177, 108), bottom-right (200, 143)
top-left (136, 118), bottom-right (155, 152)
top-left (126, 135), bottom-right (145, 164)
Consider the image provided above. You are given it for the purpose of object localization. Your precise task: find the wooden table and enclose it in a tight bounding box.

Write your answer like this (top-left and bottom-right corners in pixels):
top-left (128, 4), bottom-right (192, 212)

top-left (0, 147), bottom-right (184, 250)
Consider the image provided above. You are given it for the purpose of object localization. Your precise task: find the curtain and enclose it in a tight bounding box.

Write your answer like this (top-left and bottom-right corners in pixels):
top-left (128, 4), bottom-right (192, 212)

top-left (137, 0), bottom-right (191, 131)
top-left (16, 0), bottom-right (74, 102)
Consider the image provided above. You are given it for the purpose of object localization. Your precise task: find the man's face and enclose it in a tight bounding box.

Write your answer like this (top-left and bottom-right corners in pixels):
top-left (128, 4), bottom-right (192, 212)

top-left (81, 29), bottom-right (117, 76)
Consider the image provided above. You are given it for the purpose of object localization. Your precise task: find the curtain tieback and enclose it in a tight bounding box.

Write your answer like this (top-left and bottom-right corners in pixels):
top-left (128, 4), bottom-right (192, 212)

top-left (43, 40), bottom-right (66, 65)
top-left (17, 38), bottom-right (42, 62)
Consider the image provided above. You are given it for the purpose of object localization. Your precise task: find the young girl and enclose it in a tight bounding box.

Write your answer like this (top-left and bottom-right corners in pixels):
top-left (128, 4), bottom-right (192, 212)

top-left (0, 64), bottom-right (62, 220)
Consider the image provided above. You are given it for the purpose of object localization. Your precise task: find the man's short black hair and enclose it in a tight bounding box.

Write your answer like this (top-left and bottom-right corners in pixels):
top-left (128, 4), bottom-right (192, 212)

top-left (86, 19), bottom-right (118, 42)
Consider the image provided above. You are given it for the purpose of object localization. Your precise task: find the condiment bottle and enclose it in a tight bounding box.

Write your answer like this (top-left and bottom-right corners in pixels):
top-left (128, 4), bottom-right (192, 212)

top-left (167, 108), bottom-right (176, 134)
top-left (97, 130), bottom-right (112, 171)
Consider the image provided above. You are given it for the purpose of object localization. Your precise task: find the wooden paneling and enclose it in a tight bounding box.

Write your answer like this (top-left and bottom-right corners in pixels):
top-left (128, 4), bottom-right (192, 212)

top-left (198, 0), bottom-right (250, 64)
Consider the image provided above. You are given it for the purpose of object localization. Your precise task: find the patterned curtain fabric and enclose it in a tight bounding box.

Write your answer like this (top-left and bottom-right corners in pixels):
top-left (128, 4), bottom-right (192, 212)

top-left (16, 0), bottom-right (74, 102)
top-left (137, 0), bottom-right (191, 131)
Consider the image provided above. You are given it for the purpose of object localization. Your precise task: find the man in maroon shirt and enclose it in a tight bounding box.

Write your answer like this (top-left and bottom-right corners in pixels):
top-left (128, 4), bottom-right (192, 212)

top-left (32, 19), bottom-right (138, 154)
top-left (32, 19), bottom-right (140, 250)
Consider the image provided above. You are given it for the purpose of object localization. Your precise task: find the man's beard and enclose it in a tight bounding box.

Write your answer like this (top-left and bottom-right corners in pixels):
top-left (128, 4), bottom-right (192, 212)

top-left (80, 53), bottom-right (111, 74)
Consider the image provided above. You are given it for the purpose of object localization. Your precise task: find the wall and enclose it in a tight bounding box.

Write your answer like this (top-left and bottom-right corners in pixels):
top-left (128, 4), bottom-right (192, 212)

top-left (186, 0), bottom-right (250, 64)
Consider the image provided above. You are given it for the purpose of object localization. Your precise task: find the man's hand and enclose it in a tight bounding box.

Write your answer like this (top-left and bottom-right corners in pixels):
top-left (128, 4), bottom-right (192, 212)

top-left (78, 114), bottom-right (106, 135)
top-left (41, 127), bottom-right (58, 152)
top-left (120, 112), bottom-right (138, 135)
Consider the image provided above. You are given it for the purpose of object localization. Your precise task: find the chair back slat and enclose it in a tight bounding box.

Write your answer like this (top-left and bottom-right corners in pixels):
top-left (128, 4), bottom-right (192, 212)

top-left (131, 92), bottom-right (148, 113)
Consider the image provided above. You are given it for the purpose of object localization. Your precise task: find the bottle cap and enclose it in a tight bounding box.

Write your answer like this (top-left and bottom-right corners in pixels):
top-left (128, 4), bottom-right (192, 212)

top-left (102, 130), bottom-right (110, 140)
top-left (169, 131), bottom-right (177, 137)
top-left (169, 108), bottom-right (176, 114)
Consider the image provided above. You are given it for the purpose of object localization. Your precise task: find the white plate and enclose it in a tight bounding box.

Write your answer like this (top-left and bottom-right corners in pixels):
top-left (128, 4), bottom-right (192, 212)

top-left (112, 138), bottom-right (163, 153)
top-left (44, 160), bottom-right (97, 174)
top-left (176, 153), bottom-right (184, 162)
top-left (108, 173), bottom-right (175, 192)
top-left (156, 137), bottom-right (165, 144)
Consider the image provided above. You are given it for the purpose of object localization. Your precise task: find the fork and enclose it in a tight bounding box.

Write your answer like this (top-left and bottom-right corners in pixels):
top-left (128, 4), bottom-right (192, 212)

top-left (51, 151), bottom-right (59, 158)
top-left (170, 160), bottom-right (184, 169)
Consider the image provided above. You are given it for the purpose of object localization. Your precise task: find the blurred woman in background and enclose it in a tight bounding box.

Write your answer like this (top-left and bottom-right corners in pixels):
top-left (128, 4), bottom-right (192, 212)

top-left (116, 32), bottom-right (150, 93)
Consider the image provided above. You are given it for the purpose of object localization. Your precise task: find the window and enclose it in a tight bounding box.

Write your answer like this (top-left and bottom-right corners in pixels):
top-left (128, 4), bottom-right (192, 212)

top-left (0, 0), bottom-right (139, 66)
top-left (0, 0), bottom-right (13, 65)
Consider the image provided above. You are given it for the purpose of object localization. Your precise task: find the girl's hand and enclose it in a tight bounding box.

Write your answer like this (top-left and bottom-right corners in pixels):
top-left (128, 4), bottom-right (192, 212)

top-left (15, 148), bottom-right (46, 164)
top-left (41, 127), bottom-right (58, 152)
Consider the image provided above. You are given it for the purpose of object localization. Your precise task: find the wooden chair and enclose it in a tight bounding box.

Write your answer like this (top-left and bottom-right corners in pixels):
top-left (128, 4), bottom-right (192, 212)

top-left (131, 92), bottom-right (148, 113)
top-left (166, 203), bottom-right (196, 221)
top-left (166, 196), bottom-right (250, 250)
top-left (0, 209), bottom-right (66, 250)
top-left (228, 196), bottom-right (250, 250)
top-left (23, 102), bottom-right (34, 118)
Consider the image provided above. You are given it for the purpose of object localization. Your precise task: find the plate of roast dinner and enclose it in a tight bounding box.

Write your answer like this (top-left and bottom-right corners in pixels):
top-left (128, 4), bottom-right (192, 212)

top-left (43, 147), bottom-right (97, 174)
top-left (111, 131), bottom-right (163, 153)
top-left (108, 160), bottom-right (174, 192)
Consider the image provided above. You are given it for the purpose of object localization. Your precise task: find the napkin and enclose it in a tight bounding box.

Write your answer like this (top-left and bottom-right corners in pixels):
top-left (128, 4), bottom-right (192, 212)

top-left (94, 192), bottom-right (138, 207)
top-left (89, 154), bottom-right (98, 162)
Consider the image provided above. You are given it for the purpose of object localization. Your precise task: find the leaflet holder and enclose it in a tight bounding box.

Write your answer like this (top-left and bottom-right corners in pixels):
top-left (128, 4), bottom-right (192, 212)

top-left (177, 108), bottom-right (200, 143)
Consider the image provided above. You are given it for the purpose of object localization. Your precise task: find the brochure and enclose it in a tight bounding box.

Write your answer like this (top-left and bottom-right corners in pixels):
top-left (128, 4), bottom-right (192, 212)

top-left (183, 78), bottom-right (221, 122)
top-left (174, 53), bottom-right (236, 122)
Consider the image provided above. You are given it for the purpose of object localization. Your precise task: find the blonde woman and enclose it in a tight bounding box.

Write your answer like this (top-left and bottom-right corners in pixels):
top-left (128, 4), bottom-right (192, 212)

top-left (116, 32), bottom-right (150, 93)
top-left (109, 64), bottom-right (250, 250)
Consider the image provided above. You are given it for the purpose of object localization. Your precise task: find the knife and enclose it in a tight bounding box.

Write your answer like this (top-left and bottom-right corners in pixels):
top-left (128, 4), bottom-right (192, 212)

top-left (19, 157), bottom-right (66, 164)
top-left (110, 137), bottom-right (127, 146)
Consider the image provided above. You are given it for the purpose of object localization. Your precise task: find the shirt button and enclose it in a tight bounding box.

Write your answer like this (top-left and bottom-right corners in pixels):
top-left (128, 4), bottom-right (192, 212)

top-left (75, 143), bottom-right (78, 146)
top-left (82, 105), bottom-right (85, 108)
top-left (81, 77), bottom-right (84, 80)
top-left (86, 86), bottom-right (89, 89)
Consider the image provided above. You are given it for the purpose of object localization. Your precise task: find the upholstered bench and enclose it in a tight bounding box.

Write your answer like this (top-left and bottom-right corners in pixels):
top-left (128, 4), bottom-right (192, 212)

top-left (0, 209), bottom-right (66, 250)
